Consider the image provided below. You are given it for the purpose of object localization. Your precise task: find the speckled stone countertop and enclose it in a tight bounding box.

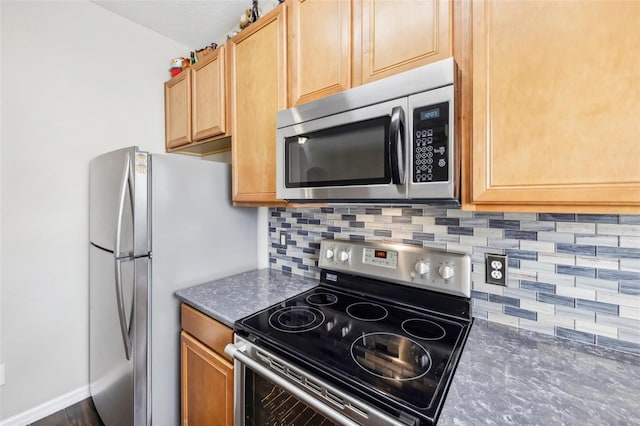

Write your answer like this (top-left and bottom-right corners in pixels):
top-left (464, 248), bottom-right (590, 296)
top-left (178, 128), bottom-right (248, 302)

top-left (439, 319), bottom-right (640, 425)
top-left (175, 268), bottom-right (317, 328)
top-left (176, 269), bottom-right (640, 425)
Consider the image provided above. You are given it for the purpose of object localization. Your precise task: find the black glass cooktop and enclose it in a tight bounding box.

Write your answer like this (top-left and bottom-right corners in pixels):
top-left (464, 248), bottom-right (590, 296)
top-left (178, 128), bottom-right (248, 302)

top-left (235, 283), bottom-right (472, 423)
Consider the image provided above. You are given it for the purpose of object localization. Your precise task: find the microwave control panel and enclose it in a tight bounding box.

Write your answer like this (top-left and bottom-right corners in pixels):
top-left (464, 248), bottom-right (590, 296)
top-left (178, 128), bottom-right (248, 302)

top-left (412, 101), bottom-right (449, 183)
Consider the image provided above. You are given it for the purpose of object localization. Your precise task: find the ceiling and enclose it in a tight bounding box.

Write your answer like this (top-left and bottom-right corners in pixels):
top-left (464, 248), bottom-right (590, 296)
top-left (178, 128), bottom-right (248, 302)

top-left (92, 0), bottom-right (265, 49)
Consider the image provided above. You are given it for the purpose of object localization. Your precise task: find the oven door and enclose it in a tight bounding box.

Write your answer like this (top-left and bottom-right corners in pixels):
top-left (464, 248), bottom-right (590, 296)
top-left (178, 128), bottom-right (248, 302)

top-left (225, 337), bottom-right (410, 426)
top-left (276, 98), bottom-right (408, 202)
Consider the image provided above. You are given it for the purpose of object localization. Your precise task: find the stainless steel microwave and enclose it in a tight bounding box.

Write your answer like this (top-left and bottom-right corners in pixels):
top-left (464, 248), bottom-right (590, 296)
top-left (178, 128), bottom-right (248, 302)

top-left (276, 57), bottom-right (459, 204)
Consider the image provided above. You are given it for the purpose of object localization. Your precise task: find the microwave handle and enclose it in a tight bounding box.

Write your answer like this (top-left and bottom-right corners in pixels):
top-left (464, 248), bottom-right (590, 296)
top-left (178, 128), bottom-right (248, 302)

top-left (389, 106), bottom-right (406, 185)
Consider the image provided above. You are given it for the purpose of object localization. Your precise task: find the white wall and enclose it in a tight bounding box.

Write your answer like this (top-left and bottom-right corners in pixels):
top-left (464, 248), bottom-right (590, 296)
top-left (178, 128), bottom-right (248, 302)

top-left (0, 0), bottom-right (4, 409)
top-left (0, 1), bottom-right (190, 421)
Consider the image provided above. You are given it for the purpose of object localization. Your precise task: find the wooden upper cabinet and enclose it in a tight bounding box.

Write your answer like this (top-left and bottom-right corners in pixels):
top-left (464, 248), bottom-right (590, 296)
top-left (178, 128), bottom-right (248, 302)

top-left (287, 0), bottom-right (352, 106)
top-left (467, 0), bottom-right (640, 213)
top-left (288, 0), bottom-right (452, 106)
top-left (192, 45), bottom-right (227, 141)
top-left (165, 46), bottom-right (231, 155)
top-left (229, 4), bottom-right (288, 206)
top-left (353, 0), bottom-right (452, 86)
top-left (165, 69), bottom-right (192, 149)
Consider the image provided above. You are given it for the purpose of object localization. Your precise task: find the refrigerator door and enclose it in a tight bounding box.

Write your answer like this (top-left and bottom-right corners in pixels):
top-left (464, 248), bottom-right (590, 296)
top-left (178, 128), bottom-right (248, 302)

top-left (89, 147), bottom-right (149, 257)
top-left (133, 256), bottom-right (150, 426)
top-left (148, 155), bottom-right (258, 425)
top-left (89, 245), bottom-right (135, 426)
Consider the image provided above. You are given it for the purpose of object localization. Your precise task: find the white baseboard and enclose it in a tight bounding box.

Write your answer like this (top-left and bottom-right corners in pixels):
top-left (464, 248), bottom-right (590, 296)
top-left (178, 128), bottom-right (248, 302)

top-left (0, 385), bottom-right (90, 426)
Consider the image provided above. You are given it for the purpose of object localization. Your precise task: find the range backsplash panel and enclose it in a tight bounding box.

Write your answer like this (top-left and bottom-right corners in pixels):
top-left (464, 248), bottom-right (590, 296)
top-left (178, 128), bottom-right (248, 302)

top-left (268, 206), bottom-right (640, 355)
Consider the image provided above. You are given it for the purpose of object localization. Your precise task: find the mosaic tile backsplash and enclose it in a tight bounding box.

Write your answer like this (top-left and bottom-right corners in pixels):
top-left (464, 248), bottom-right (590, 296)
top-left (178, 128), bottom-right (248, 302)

top-left (268, 206), bottom-right (640, 355)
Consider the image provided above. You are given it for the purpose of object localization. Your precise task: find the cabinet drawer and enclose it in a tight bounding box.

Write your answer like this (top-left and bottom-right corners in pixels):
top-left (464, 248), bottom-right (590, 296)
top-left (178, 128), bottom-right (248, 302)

top-left (181, 304), bottom-right (233, 361)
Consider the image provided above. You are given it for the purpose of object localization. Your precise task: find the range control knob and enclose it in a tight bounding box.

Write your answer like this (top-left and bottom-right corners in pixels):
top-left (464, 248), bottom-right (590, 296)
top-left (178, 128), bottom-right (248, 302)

top-left (414, 261), bottom-right (429, 276)
top-left (326, 249), bottom-right (335, 259)
top-left (339, 250), bottom-right (350, 262)
top-left (438, 264), bottom-right (455, 280)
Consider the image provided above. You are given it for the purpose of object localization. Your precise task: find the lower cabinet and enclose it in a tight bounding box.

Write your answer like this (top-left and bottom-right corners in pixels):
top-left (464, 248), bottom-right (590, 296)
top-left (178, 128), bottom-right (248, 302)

top-left (180, 304), bottom-right (234, 426)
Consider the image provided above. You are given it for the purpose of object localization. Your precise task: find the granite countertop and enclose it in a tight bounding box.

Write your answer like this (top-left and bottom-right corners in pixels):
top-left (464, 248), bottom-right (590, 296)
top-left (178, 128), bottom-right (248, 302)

top-left (175, 268), bottom-right (318, 328)
top-left (439, 319), bottom-right (640, 425)
top-left (176, 269), bottom-right (640, 425)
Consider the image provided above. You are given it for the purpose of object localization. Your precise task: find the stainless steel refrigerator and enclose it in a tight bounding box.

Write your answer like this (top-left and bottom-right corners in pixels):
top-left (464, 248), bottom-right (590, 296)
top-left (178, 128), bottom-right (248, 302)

top-left (89, 146), bottom-right (257, 426)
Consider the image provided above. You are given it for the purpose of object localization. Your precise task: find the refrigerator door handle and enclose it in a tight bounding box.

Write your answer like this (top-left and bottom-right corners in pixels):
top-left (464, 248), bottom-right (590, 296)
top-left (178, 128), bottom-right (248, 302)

top-left (115, 153), bottom-right (133, 360)
top-left (115, 153), bottom-right (131, 258)
top-left (115, 257), bottom-right (133, 360)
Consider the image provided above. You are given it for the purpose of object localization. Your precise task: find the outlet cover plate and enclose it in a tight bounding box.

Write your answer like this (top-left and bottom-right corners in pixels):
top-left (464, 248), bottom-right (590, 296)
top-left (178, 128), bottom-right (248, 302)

top-left (279, 231), bottom-right (288, 249)
top-left (486, 253), bottom-right (507, 286)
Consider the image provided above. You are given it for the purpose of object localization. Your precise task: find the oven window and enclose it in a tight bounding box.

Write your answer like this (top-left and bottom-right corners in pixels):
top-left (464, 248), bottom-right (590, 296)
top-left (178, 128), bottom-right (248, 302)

top-left (244, 368), bottom-right (339, 426)
top-left (285, 116), bottom-right (390, 188)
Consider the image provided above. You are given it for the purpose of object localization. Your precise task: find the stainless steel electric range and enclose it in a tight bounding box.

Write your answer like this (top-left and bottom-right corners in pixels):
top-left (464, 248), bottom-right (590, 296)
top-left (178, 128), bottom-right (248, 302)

top-left (225, 240), bottom-right (472, 426)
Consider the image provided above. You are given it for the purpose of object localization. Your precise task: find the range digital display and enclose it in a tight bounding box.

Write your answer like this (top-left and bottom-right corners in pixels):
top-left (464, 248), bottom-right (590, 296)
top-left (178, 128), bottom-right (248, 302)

top-left (363, 247), bottom-right (398, 268)
top-left (374, 250), bottom-right (387, 259)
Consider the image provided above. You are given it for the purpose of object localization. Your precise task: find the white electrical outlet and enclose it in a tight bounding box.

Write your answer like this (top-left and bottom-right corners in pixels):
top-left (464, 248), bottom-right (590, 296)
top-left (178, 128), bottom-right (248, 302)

top-left (486, 253), bottom-right (507, 286)
top-left (0, 364), bottom-right (5, 386)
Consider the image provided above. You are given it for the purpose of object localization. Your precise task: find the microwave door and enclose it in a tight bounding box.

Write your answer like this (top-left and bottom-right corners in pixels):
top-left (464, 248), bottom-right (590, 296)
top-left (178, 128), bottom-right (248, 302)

top-left (407, 85), bottom-right (458, 201)
top-left (276, 98), bottom-right (408, 201)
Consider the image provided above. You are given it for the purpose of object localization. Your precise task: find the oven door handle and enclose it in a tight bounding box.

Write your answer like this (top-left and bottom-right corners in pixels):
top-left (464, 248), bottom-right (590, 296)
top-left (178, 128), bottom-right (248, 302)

top-left (226, 343), bottom-right (364, 426)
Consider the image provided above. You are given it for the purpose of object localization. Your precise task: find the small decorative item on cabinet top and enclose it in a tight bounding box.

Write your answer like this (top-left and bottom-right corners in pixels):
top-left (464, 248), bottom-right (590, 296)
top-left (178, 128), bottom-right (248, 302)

top-left (239, 8), bottom-right (251, 29)
top-left (167, 43), bottom-right (218, 77)
top-left (195, 43), bottom-right (218, 61)
top-left (169, 57), bottom-right (184, 77)
top-left (169, 56), bottom-right (192, 77)
top-left (239, 0), bottom-right (260, 29)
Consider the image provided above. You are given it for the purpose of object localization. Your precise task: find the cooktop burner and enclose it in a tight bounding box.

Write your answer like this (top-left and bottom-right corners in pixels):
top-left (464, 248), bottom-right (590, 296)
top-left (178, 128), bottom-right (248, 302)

top-left (268, 306), bottom-right (325, 333)
top-left (346, 302), bottom-right (389, 321)
top-left (351, 332), bottom-right (432, 381)
top-left (402, 318), bottom-right (447, 340)
top-left (305, 291), bottom-right (338, 306)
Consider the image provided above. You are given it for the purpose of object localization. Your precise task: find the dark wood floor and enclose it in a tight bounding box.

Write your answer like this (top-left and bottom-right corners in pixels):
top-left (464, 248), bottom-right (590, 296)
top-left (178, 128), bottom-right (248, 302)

top-left (29, 398), bottom-right (104, 426)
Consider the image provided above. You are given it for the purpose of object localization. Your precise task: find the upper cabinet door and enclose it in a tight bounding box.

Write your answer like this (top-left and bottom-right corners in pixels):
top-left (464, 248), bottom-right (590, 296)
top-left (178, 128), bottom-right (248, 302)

top-left (229, 4), bottom-right (288, 206)
top-left (353, 0), bottom-right (452, 86)
top-left (192, 45), bottom-right (227, 141)
top-left (468, 0), bottom-right (640, 213)
top-left (287, 0), bottom-right (352, 106)
top-left (165, 70), bottom-right (192, 149)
